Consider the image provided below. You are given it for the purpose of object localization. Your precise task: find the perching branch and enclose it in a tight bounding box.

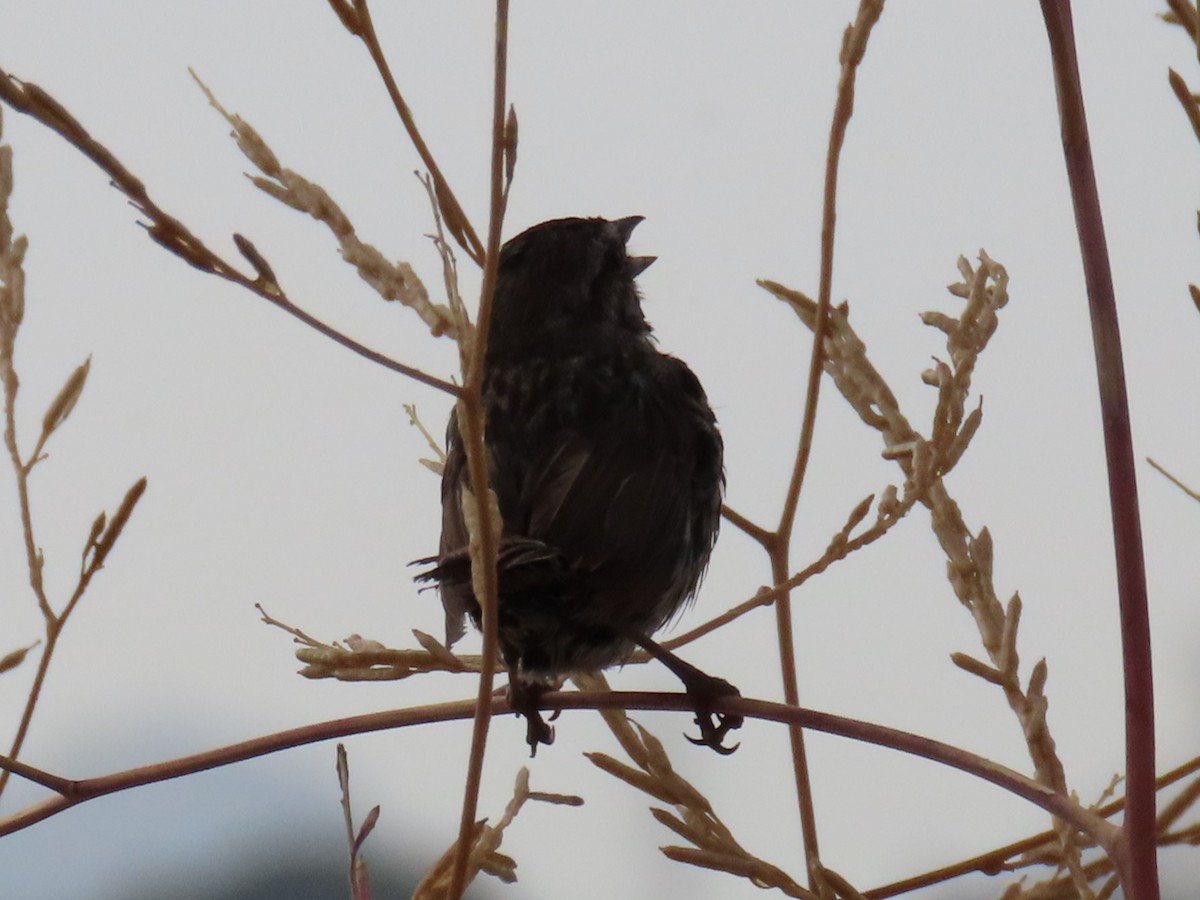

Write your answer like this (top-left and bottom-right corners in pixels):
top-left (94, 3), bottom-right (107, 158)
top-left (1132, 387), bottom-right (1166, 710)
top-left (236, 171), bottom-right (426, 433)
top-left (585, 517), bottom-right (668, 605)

top-left (0, 688), bottom-right (1118, 858)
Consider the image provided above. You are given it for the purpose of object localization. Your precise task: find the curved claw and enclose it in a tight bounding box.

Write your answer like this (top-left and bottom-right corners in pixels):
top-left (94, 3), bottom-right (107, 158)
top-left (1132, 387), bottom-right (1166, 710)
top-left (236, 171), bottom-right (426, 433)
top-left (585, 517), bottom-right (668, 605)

top-left (508, 679), bottom-right (556, 757)
top-left (629, 630), bottom-right (744, 755)
top-left (676, 668), bottom-right (743, 755)
top-left (525, 715), bottom-right (555, 757)
top-left (685, 710), bottom-right (743, 755)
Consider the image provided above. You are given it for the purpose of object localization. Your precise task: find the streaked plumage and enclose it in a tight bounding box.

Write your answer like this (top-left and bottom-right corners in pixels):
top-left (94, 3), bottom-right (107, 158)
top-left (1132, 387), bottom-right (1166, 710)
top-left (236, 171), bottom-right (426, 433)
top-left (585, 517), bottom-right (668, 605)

top-left (419, 216), bottom-right (733, 752)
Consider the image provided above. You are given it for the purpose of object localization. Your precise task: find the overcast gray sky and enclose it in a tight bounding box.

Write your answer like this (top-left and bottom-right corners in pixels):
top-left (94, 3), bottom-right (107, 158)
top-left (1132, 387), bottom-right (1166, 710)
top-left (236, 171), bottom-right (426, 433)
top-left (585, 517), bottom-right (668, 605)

top-left (1, 2), bottom-right (1198, 898)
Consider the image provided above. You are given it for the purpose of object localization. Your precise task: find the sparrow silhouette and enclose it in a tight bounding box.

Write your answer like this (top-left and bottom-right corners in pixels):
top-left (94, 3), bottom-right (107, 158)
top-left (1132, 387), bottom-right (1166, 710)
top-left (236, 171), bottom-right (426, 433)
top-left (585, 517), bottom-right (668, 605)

top-left (418, 216), bottom-right (739, 754)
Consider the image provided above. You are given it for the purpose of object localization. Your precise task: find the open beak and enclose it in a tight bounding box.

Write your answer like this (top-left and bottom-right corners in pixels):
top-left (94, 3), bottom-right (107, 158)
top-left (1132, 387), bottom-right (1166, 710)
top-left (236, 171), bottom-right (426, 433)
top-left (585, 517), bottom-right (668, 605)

top-left (628, 255), bottom-right (657, 277)
top-left (615, 216), bottom-right (653, 277)
top-left (614, 215), bottom-right (645, 243)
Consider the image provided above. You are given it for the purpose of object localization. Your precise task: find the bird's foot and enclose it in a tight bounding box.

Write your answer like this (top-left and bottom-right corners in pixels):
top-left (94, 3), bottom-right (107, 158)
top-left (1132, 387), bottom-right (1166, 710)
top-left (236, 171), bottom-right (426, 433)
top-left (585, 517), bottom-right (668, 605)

top-left (633, 632), bottom-right (742, 754)
top-left (508, 679), bottom-right (555, 757)
top-left (681, 670), bottom-right (743, 755)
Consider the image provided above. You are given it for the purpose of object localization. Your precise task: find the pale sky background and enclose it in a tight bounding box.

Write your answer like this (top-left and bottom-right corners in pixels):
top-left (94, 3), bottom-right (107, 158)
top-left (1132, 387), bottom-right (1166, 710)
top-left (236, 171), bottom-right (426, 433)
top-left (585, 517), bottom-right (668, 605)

top-left (0, 2), bottom-right (1198, 898)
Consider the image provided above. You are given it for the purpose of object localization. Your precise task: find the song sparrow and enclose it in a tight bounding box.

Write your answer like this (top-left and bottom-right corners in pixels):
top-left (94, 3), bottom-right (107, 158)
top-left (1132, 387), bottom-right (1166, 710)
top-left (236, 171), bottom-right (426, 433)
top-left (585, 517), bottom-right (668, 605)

top-left (418, 216), bottom-right (739, 754)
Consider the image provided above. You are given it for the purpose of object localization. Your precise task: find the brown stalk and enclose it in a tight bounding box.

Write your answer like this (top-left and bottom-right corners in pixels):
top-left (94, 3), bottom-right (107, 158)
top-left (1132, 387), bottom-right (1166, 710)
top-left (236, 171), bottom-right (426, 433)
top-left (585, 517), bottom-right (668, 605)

top-left (1, 126), bottom-right (151, 799)
top-left (0, 465), bottom-right (146, 798)
top-left (764, 0), bottom-right (886, 871)
top-left (336, 744), bottom-right (379, 900)
top-left (720, 502), bottom-right (773, 547)
top-left (446, 2), bottom-right (510, 897)
top-left (0, 136), bottom-right (149, 794)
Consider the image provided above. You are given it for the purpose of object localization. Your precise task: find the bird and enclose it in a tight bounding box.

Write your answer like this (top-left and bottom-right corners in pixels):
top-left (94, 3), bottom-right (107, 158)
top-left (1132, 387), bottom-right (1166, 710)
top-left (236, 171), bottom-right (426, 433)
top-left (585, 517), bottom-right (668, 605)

top-left (417, 215), bottom-right (739, 754)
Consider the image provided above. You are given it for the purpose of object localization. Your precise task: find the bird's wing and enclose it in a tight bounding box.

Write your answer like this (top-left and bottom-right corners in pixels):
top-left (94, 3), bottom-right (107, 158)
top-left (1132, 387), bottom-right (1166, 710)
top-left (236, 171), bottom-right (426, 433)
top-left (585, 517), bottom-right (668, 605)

top-left (521, 418), bottom-right (691, 592)
top-left (436, 423), bottom-right (473, 645)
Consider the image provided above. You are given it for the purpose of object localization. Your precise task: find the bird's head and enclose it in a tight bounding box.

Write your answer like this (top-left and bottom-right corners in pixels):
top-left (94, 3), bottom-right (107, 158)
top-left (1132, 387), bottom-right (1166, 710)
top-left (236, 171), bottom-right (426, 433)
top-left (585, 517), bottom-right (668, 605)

top-left (486, 216), bottom-right (656, 359)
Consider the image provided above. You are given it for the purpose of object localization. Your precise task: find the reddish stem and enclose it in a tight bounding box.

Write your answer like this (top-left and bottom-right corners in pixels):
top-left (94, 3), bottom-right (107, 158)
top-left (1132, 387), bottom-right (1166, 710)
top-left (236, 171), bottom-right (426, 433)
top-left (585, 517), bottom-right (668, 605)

top-left (1037, 3), bottom-right (1157, 897)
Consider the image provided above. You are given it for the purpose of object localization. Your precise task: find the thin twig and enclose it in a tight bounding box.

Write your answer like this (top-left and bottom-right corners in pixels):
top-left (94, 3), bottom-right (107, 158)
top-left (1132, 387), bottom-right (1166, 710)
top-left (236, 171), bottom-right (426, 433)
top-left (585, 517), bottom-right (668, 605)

top-left (329, 0), bottom-right (484, 266)
top-left (719, 503), bottom-right (773, 548)
top-left (1147, 456), bottom-right (1200, 501)
top-left (0, 67), bottom-right (459, 397)
top-left (771, 0), bottom-right (886, 871)
top-left (0, 128), bottom-right (149, 798)
top-left (651, 487), bottom-right (918, 655)
top-left (336, 744), bottom-right (378, 900)
top-left (0, 477), bottom-right (146, 798)
top-left (867, 755), bottom-right (1200, 897)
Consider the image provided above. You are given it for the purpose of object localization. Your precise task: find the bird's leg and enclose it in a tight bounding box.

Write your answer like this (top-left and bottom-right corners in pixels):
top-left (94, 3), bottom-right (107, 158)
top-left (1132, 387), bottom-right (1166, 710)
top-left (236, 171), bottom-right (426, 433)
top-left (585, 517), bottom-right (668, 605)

top-left (632, 632), bottom-right (742, 754)
top-left (506, 666), bottom-right (555, 757)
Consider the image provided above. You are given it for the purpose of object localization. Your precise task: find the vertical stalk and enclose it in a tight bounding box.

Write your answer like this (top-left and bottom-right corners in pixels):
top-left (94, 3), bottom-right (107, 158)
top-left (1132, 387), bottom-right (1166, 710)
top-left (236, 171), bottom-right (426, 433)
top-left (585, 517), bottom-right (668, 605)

top-left (1037, 3), bottom-right (1157, 896)
top-left (773, 1), bottom-right (885, 874)
top-left (446, 2), bottom-right (510, 897)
